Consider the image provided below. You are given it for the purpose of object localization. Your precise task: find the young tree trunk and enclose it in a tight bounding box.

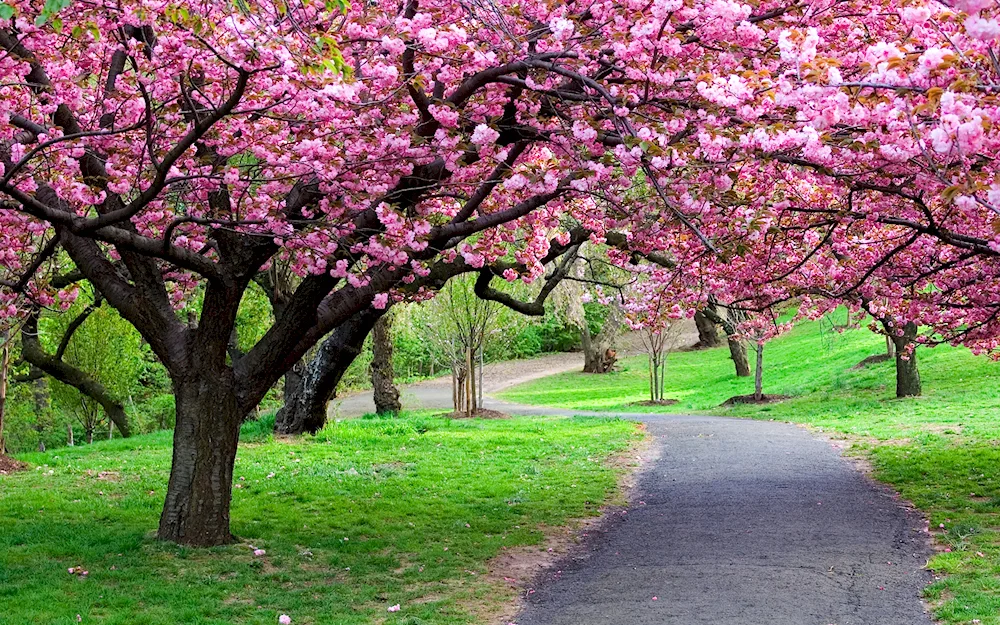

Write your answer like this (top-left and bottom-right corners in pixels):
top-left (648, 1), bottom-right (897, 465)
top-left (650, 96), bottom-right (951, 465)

top-left (67, 423), bottom-right (74, 446)
top-left (85, 426), bottom-right (94, 445)
top-left (157, 372), bottom-right (243, 546)
top-left (754, 343), bottom-right (764, 401)
top-left (370, 314), bottom-right (401, 415)
top-left (890, 322), bottom-right (921, 398)
top-left (465, 343), bottom-right (474, 417)
top-left (885, 334), bottom-right (895, 358)
top-left (729, 336), bottom-right (751, 377)
top-left (0, 330), bottom-right (8, 455)
top-left (693, 309), bottom-right (722, 349)
top-left (275, 309), bottom-right (382, 435)
top-left (648, 355), bottom-right (655, 402)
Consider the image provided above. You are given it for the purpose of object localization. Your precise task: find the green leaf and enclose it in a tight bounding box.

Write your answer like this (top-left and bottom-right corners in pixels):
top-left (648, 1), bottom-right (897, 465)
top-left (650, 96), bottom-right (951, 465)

top-left (0, 3), bottom-right (14, 20)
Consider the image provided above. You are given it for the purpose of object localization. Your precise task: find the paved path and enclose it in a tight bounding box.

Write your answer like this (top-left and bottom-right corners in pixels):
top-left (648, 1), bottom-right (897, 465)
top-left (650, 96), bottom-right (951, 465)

top-left (331, 352), bottom-right (587, 418)
top-left (514, 411), bottom-right (934, 625)
top-left (336, 371), bottom-right (934, 624)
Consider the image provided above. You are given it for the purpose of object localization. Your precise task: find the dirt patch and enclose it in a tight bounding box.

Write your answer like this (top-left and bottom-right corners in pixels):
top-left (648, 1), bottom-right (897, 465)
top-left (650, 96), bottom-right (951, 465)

top-left (851, 353), bottom-right (893, 369)
top-left (630, 399), bottom-right (679, 407)
top-left (0, 455), bottom-right (27, 474)
top-left (439, 409), bottom-right (510, 420)
top-left (484, 423), bottom-right (657, 625)
top-left (721, 394), bottom-right (791, 406)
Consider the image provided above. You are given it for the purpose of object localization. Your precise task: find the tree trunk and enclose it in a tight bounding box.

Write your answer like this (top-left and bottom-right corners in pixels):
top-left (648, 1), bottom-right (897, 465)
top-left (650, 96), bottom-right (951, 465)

top-left (157, 372), bottom-right (243, 546)
top-left (280, 359), bottom-right (305, 419)
top-left (885, 334), bottom-right (896, 358)
top-left (0, 330), bottom-right (7, 455)
top-left (581, 305), bottom-right (621, 373)
top-left (85, 426), bottom-right (94, 445)
top-left (754, 343), bottom-right (764, 401)
top-left (275, 309), bottom-right (383, 435)
top-left (728, 336), bottom-right (751, 377)
top-left (370, 314), bottom-right (401, 415)
top-left (890, 322), bottom-right (921, 398)
top-left (465, 343), bottom-right (473, 417)
top-left (693, 309), bottom-right (722, 349)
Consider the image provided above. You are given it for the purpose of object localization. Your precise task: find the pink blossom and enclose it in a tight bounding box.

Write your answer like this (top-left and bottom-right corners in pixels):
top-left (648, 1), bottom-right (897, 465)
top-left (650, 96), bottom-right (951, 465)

top-left (470, 124), bottom-right (500, 146)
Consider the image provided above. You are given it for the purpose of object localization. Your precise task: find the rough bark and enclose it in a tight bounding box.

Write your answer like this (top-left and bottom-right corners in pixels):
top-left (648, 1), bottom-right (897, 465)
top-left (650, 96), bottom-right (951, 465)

top-left (157, 369), bottom-right (242, 546)
top-left (370, 314), bottom-right (401, 415)
top-left (20, 311), bottom-right (131, 437)
top-left (887, 321), bottom-right (921, 398)
top-left (581, 305), bottom-right (621, 373)
top-left (729, 337), bottom-right (751, 377)
top-left (700, 304), bottom-right (751, 377)
top-left (693, 309), bottom-right (723, 349)
top-left (275, 308), bottom-right (384, 435)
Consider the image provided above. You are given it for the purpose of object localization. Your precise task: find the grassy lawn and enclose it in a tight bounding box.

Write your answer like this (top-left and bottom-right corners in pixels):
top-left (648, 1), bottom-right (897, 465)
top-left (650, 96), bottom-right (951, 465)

top-left (0, 414), bottom-right (639, 625)
top-left (500, 317), bottom-right (1000, 625)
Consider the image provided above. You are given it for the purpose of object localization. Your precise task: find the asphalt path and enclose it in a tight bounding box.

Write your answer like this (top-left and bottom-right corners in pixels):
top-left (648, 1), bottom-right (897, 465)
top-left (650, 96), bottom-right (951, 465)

top-left (514, 410), bottom-right (934, 625)
top-left (337, 377), bottom-right (934, 625)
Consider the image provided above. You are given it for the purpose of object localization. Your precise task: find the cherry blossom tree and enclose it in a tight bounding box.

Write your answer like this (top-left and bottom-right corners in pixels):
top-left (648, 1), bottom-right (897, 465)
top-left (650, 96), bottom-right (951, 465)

top-left (4, 0), bottom-right (1000, 548)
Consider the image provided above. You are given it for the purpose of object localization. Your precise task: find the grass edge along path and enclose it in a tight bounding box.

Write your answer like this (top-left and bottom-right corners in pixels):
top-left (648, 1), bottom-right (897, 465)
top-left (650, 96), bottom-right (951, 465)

top-left (500, 317), bottom-right (1000, 625)
top-left (0, 413), bottom-right (642, 625)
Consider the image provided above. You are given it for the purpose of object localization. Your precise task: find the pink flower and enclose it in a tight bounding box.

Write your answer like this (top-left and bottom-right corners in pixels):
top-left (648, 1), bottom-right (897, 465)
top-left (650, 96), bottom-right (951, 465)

top-left (254, 549), bottom-right (266, 556)
top-left (387, 604), bottom-right (401, 612)
top-left (372, 292), bottom-right (389, 309)
top-left (470, 124), bottom-right (499, 146)
top-left (279, 615), bottom-right (291, 625)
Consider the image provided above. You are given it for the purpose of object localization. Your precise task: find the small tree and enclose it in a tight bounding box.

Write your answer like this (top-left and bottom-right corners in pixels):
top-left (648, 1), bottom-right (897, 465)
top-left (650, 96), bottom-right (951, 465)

top-left (624, 285), bottom-right (685, 402)
top-left (414, 274), bottom-right (528, 416)
top-left (639, 320), bottom-right (683, 403)
top-left (551, 245), bottom-right (631, 373)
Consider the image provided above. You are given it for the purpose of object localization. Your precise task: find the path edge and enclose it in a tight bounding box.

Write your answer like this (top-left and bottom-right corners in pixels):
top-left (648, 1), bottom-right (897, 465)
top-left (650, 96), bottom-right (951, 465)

top-left (485, 421), bottom-right (660, 625)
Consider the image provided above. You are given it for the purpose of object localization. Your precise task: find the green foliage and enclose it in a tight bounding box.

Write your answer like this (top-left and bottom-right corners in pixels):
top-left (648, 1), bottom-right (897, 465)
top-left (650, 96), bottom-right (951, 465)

top-left (131, 394), bottom-right (176, 434)
top-left (0, 0), bottom-right (74, 25)
top-left (235, 282), bottom-right (273, 354)
top-left (39, 301), bottom-right (147, 441)
top-left (0, 413), bottom-right (638, 624)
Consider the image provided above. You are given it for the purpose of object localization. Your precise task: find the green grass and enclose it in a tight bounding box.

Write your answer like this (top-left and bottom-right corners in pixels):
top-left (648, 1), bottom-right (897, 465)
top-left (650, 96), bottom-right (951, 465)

top-left (0, 413), bottom-right (639, 625)
top-left (501, 316), bottom-right (1000, 625)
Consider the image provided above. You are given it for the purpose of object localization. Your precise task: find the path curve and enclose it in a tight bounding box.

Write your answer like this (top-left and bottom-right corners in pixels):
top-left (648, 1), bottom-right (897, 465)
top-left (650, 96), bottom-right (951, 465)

top-left (511, 407), bottom-right (934, 625)
top-left (336, 378), bottom-right (934, 624)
